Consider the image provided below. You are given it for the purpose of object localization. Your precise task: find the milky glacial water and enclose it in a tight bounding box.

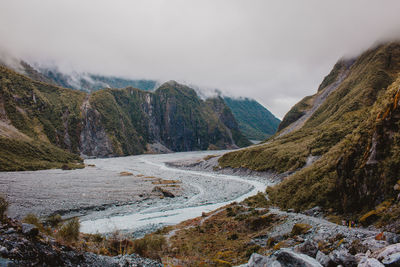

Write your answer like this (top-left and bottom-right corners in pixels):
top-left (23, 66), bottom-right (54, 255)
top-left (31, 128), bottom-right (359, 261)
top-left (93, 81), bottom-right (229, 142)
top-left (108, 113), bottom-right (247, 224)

top-left (80, 151), bottom-right (272, 235)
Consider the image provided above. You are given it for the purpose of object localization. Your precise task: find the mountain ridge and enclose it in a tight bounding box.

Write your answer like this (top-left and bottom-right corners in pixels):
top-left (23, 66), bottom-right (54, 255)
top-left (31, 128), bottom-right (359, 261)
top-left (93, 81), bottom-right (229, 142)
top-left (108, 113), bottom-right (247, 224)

top-left (0, 59), bottom-right (280, 141)
top-left (0, 66), bottom-right (250, 171)
top-left (219, 41), bottom-right (400, 216)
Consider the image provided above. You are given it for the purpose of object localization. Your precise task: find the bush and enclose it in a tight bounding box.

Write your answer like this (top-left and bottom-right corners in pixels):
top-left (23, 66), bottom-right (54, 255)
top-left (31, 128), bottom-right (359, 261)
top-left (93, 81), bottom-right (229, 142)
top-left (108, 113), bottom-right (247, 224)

top-left (0, 195), bottom-right (8, 221)
top-left (47, 214), bottom-right (62, 227)
top-left (58, 218), bottom-right (80, 242)
top-left (133, 234), bottom-right (166, 260)
top-left (23, 213), bottom-right (41, 226)
top-left (245, 244), bottom-right (261, 258)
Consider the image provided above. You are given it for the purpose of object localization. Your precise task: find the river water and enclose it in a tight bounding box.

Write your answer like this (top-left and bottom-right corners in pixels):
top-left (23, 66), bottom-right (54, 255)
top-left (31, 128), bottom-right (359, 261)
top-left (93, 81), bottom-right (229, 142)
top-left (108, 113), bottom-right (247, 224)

top-left (80, 151), bottom-right (272, 236)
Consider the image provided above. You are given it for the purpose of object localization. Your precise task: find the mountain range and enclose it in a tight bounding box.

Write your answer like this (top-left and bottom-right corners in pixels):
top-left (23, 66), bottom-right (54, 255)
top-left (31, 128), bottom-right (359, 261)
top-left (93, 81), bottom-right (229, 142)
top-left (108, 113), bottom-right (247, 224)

top-left (0, 65), bottom-right (253, 171)
top-left (1, 60), bottom-right (280, 142)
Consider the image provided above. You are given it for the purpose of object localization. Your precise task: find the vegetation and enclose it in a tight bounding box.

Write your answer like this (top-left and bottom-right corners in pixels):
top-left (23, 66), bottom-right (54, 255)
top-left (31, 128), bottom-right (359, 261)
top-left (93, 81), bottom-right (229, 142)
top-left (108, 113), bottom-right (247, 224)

top-left (219, 42), bottom-right (400, 214)
top-left (224, 97), bottom-right (280, 140)
top-left (0, 195), bottom-right (8, 222)
top-left (134, 201), bottom-right (281, 265)
top-left (0, 137), bottom-right (83, 171)
top-left (57, 218), bottom-right (80, 243)
top-left (0, 66), bottom-right (85, 170)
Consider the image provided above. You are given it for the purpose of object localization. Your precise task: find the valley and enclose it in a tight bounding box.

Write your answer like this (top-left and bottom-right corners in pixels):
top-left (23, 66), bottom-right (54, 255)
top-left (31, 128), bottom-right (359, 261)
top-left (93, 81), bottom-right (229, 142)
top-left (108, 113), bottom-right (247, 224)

top-left (0, 151), bottom-right (273, 237)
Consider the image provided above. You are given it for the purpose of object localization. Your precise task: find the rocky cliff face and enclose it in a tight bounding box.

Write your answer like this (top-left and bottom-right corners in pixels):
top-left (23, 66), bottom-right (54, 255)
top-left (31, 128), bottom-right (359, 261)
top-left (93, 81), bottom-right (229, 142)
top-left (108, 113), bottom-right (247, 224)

top-left (0, 67), bottom-right (249, 170)
top-left (86, 81), bottom-right (250, 156)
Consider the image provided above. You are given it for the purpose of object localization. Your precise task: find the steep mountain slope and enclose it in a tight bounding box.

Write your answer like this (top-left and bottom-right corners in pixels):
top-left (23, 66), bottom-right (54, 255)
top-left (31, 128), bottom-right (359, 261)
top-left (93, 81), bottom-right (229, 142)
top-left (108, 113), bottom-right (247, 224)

top-left (89, 81), bottom-right (250, 155)
top-left (219, 41), bottom-right (400, 214)
top-left (224, 97), bottom-right (280, 140)
top-left (0, 67), bottom-right (249, 170)
top-left (0, 66), bottom-right (85, 170)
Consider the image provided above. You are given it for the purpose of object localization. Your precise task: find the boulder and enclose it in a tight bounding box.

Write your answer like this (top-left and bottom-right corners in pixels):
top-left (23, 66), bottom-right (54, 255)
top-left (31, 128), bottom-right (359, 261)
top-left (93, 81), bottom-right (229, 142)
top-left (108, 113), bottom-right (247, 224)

top-left (329, 249), bottom-right (357, 267)
top-left (275, 248), bottom-right (323, 267)
top-left (362, 237), bottom-right (389, 253)
top-left (381, 252), bottom-right (400, 266)
top-left (4, 228), bottom-right (15, 234)
top-left (316, 251), bottom-right (332, 267)
top-left (357, 257), bottom-right (384, 267)
top-left (372, 243), bottom-right (400, 261)
top-left (247, 253), bottom-right (281, 267)
top-left (0, 246), bottom-right (7, 255)
top-left (21, 223), bottom-right (39, 237)
top-left (294, 240), bottom-right (319, 258)
top-left (303, 206), bottom-right (322, 217)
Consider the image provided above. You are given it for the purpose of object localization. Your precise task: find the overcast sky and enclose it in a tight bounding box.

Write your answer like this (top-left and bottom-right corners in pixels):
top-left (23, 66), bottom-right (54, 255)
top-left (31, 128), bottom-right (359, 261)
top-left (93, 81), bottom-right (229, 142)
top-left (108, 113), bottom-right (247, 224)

top-left (1, 0), bottom-right (400, 118)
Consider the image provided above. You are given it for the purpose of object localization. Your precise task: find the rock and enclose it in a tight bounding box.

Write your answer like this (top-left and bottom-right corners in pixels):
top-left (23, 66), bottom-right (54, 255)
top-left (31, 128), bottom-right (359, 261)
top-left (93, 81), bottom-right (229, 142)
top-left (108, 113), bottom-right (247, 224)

top-left (0, 246), bottom-right (7, 255)
top-left (373, 243), bottom-right (400, 261)
top-left (329, 249), bottom-right (357, 267)
top-left (384, 233), bottom-right (400, 244)
top-left (4, 228), bottom-right (15, 234)
top-left (21, 223), bottom-right (39, 237)
top-left (275, 248), bottom-right (323, 267)
top-left (304, 206), bottom-right (322, 217)
top-left (316, 251), bottom-right (332, 267)
top-left (362, 237), bottom-right (389, 253)
top-left (152, 186), bottom-right (175, 198)
top-left (247, 253), bottom-right (281, 267)
top-left (291, 223), bottom-right (312, 236)
top-left (294, 240), bottom-right (319, 258)
top-left (357, 257), bottom-right (384, 267)
top-left (381, 252), bottom-right (400, 266)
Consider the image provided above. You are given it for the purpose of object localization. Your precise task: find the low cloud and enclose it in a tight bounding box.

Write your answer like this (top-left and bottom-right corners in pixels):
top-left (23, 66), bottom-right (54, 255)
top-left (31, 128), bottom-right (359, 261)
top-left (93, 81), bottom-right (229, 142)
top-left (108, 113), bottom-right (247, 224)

top-left (1, 0), bottom-right (400, 118)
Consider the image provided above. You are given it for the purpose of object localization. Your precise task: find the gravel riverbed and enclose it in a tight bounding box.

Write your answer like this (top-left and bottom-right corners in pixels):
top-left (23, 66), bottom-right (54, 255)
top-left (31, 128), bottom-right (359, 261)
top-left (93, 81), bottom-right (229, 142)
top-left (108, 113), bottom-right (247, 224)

top-left (0, 150), bottom-right (275, 237)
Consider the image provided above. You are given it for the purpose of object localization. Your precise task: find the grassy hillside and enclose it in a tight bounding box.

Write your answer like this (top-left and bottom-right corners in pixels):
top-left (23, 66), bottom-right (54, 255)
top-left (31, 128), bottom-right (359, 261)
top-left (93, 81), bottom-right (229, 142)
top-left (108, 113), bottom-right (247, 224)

top-left (219, 42), bottom-right (400, 214)
top-left (224, 97), bottom-right (280, 140)
top-left (0, 66), bottom-right (84, 170)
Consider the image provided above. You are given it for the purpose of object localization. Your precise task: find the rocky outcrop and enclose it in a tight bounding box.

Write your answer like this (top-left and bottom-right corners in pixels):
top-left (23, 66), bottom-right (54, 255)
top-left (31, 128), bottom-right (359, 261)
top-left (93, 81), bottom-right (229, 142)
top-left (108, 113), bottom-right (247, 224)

top-left (243, 243), bottom-right (400, 267)
top-left (245, 249), bottom-right (323, 267)
top-left (0, 219), bottom-right (161, 267)
top-left (79, 97), bottom-right (113, 157)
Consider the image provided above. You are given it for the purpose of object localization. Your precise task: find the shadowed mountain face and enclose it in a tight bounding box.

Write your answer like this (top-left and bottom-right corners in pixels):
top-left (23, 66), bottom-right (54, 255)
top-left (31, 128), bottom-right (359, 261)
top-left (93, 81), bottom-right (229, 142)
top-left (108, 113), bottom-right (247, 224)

top-left (219, 41), bottom-right (400, 214)
top-left (224, 96), bottom-right (280, 140)
top-left (0, 67), bottom-right (249, 171)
